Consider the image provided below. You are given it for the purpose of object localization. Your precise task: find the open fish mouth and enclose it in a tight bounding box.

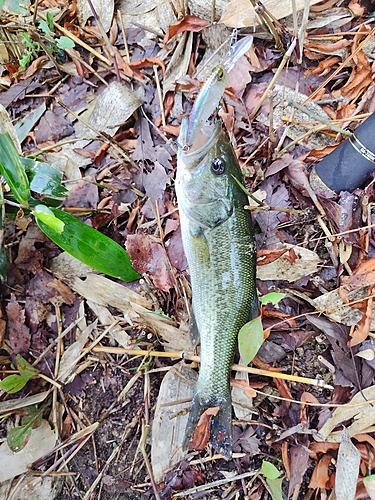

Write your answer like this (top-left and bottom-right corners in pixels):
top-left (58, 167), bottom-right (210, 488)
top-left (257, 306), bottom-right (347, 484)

top-left (178, 119), bottom-right (222, 172)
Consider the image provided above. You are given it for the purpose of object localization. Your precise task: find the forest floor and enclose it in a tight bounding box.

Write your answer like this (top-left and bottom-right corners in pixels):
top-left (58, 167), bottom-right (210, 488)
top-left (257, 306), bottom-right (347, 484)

top-left (1, 0), bottom-right (375, 499)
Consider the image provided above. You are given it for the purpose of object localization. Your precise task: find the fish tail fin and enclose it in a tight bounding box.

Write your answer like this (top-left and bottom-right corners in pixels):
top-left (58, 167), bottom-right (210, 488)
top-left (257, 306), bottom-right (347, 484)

top-left (183, 391), bottom-right (232, 459)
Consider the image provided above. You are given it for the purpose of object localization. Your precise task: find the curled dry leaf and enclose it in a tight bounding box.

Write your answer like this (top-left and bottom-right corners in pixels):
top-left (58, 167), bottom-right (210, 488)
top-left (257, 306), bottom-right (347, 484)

top-left (164, 15), bottom-right (208, 49)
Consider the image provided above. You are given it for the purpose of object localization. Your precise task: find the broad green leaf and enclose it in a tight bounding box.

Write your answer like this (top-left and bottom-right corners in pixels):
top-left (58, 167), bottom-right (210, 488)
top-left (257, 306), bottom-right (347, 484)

top-left (16, 354), bottom-right (39, 381)
top-left (262, 461), bottom-right (281, 480)
top-left (0, 374), bottom-right (27, 394)
top-left (260, 292), bottom-right (285, 306)
top-left (56, 37), bottom-right (75, 49)
top-left (238, 315), bottom-right (264, 366)
top-left (7, 424), bottom-right (32, 452)
top-left (21, 157), bottom-right (69, 199)
top-left (37, 208), bottom-right (140, 282)
top-left (0, 133), bottom-right (30, 206)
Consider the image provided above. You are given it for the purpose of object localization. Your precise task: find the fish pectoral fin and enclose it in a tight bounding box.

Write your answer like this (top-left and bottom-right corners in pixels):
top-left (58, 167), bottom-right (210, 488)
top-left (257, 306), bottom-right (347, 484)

top-left (183, 390), bottom-right (232, 459)
top-left (248, 293), bottom-right (260, 322)
top-left (188, 307), bottom-right (200, 348)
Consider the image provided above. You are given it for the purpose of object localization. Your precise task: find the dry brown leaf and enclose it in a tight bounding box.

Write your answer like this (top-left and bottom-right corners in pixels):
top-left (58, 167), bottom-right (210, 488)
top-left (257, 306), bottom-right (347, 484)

top-left (308, 454), bottom-right (334, 489)
top-left (257, 248), bottom-right (290, 266)
top-left (230, 378), bottom-right (257, 398)
top-left (126, 233), bottom-right (174, 291)
top-left (220, 0), bottom-right (322, 27)
top-left (189, 407), bottom-right (219, 451)
top-left (0, 420), bottom-right (56, 482)
top-left (6, 294), bottom-right (30, 354)
top-left (164, 15), bottom-right (208, 49)
top-left (348, 0), bottom-right (364, 16)
top-left (316, 386), bottom-right (375, 442)
top-left (304, 56), bottom-right (342, 76)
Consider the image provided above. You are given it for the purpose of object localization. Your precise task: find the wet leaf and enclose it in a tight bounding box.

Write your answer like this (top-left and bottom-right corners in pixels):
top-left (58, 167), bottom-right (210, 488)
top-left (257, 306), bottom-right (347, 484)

top-left (14, 102), bottom-right (46, 144)
top-left (0, 132), bottom-right (30, 207)
top-left (37, 208), bottom-right (140, 282)
top-left (21, 157), bottom-right (69, 199)
top-left (238, 315), bottom-right (264, 366)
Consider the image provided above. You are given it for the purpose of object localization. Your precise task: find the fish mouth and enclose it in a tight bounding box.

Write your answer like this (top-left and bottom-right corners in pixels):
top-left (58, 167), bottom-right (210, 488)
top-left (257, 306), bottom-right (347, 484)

top-left (179, 119), bottom-right (221, 166)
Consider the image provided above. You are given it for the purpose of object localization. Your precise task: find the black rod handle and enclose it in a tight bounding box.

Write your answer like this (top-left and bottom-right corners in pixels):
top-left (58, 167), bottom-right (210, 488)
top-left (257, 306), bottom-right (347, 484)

top-left (310, 112), bottom-right (375, 194)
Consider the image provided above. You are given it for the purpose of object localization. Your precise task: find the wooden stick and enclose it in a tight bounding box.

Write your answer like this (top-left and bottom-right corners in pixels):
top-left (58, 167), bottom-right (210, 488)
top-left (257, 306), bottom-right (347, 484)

top-left (92, 346), bottom-right (333, 389)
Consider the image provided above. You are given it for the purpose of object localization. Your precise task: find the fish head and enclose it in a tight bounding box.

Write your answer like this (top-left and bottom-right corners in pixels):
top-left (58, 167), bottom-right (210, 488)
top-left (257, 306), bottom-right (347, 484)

top-left (176, 117), bottom-right (245, 229)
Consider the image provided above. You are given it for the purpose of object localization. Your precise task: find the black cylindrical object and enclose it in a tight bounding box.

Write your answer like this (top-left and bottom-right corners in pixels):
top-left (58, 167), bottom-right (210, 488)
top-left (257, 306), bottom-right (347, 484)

top-left (310, 112), bottom-right (375, 194)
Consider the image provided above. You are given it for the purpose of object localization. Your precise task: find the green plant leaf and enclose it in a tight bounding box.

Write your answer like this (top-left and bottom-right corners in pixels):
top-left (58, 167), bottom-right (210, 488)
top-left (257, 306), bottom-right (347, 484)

top-left (56, 36), bottom-right (75, 49)
top-left (266, 476), bottom-right (284, 500)
top-left (46, 11), bottom-right (54, 30)
top-left (38, 19), bottom-right (53, 41)
top-left (16, 354), bottom-right (39, 381)
top-left (262, 461), bottom-right (281, 480)
top-left (19, 52), bottom-right (32, 68)
top-left (22, 32), bottom-right (34, 50)
top-left (36, 208), bottom-right (140, 282)
top-left (260, 292), bottom-right (285, 306)
top-left (7, 424), bottom-right (32, 452)
top-left (0, 133), bottom-right (30, 206)
top-left (0, 374), bottom-right (27, 394)
top-left (238, 315), bottom-right (264, 366)
top-left (33, 205), bottom-right (65, 233)
top-left (21, 157), bottom-right (69, 199)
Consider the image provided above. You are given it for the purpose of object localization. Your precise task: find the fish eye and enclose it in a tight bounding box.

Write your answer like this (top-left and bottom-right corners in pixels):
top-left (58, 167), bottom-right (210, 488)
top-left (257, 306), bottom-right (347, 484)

top-left (211, 157), bottom-right (226, 175)
top-left (217, 68), bottom-right (224, 80)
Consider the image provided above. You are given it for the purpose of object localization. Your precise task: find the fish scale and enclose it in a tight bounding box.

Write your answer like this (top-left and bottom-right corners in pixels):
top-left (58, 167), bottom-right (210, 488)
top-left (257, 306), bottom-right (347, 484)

top-left (177, 118), bottom-right (258, 458)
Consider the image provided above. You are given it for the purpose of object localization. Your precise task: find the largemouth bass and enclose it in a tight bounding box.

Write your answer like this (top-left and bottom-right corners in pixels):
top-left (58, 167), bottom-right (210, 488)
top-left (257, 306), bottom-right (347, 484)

top-left (176, 61), bottom-right (258, 458)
